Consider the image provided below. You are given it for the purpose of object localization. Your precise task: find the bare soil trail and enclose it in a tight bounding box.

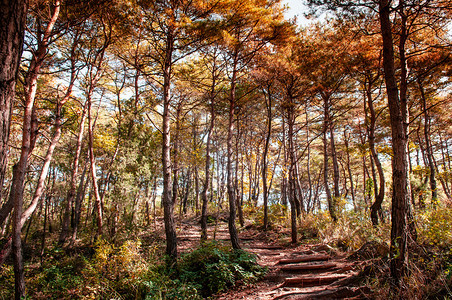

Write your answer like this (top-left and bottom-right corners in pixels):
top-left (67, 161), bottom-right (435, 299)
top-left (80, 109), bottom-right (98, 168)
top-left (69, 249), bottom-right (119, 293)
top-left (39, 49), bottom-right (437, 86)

top-left (174, 217), bottom-right (373, 300)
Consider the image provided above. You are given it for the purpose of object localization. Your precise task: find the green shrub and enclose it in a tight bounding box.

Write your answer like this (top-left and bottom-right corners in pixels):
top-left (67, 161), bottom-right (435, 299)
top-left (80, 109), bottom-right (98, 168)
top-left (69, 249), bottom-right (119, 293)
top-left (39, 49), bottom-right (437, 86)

top-left (178, 241), bottom-right (267, 298)
top-left (144, 276), bottom-right (201, 300)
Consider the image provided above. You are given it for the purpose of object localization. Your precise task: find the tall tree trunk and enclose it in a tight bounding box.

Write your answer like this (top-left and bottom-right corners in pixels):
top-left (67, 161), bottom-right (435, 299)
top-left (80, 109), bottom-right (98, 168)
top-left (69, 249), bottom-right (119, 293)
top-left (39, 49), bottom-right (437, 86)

top-left (365, 78), bottom-right (386, 226)
top-left (83, 22), bottom-right (110, 239)
top-left (172, 102), bottom-right (182, 212)
top-left (201, 100), bottom-right (215, 241)
top-left (87, 92), bottom-right (103, 238)
top-left (162, 28), bottom-right (177, 261)
top-left (344, 130), bottom-right (356, 212)
top-left (57, 42), bottom-right (83, 244)
top-left (0, 0), bottom-right (27, 199)
top-left (305, 101), bottom-right (313, 212)
top-left (287, 105), bottom-right (298, 243)
top-left (419, 78), bottom-right (438, 206)
top-left (378, 0), bottom-right (410, 285)
top-left (10, 2), bottom-right (59, 297)
top-left (235, 125), bottom-right (244, 227)
top-left (70, 162), bottom-right (88, 245)
top-left (262, 84), bottom-right (272, 230)
top-left (58, 103), bottom-right (86, 244)
top-left (21, 102), bottom-right (65, 227)
top-left (227, 52), bottom-right (240, 249)
top-left (194, 167), bottom-right (199, 214)
top-left (329, 125), bottom-right (340, 200)
top-left (322, 95), bottom-right (336, 222)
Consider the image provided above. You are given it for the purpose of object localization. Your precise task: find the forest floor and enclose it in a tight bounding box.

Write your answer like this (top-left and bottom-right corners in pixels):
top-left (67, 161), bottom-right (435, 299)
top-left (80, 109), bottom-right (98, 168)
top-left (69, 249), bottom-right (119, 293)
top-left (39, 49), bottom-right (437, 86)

top-left (163, 215), bottom-right (375, 300)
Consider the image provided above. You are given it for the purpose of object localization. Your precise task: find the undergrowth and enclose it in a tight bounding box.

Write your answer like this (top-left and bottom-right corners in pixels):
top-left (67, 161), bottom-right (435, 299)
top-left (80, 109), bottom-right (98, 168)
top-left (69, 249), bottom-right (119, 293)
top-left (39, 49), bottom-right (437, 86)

top-left (0, 239), bottom-right (266, 299)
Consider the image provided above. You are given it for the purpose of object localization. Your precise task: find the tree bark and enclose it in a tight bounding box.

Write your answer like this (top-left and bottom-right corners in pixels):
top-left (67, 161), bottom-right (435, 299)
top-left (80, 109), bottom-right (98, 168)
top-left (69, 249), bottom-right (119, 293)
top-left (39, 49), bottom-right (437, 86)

top-left (419, 78), bottom-right (438, 206)
top-left (287, 104), bottom-right (298, 243)
top-left (21, 101), bottom-right (67, 228)
top-left (87, 93), bottom-right (103, 237)
top-left (344, 130), bottom-right (356, 212)
top-left (365, 76), bottom-right (386, 226)
top-left (10, 2), bottom-right (59, 297)
top-left (70, 161), bottom-right (88, 245)
top-left (322, 94), bottom-right (337, 222)
top-left (201, 99), bottom-right (215, 240)
top-left (0, 0), bottom-right (27, 200)
top-left (227, 51), bottom-right (240, 249)
top-left (58, 42), bottom-right (83, 244)
top-left (378, 0), bottom-right (410, 285)
top-left (262, 83), bottom-right (272, 230)
top-left (162, 27), bottom-right (177, 260)
top-left (172, 101), bottom-right (182, 213)
top-left (329, 124), bottom-right (340, 200)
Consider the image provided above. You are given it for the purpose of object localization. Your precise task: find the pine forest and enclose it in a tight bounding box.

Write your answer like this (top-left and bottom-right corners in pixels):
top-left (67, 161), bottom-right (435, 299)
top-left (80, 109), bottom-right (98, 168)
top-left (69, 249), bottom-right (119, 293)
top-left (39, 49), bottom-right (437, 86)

top-left (1, 0), bottom-right (452, 299)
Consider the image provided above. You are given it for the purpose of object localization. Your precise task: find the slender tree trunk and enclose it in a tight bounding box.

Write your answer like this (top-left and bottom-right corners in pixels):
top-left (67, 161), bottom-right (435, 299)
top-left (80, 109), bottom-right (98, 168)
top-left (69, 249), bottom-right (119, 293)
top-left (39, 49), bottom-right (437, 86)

top-left (330, 125), bottom-right (340, 199)
top-left (365, 80), bottom-right (386, 225)
top-left (172, 102), bottom-right (182, 212)
top-left (227, 52), bottom-right (240, 249)
top-left (235, 126), bottom-right (244, 227)
top-left (281, 117), bottom-right (288, 210)
top-left (344, 130), bottom-right (356, 212)
top-left (182, 170), bottom-right (191, 215)
top-left (87, 90), bottom-right (103, 238)
top-left (305, 102), bottom-right (313, 212)
top-left (21, 103), bottom-right (64, 227)
top-left (262, 85), bottom-right (272, 230)
top-left (419, 79), bottom-right (438, 206)
top-left (322, 95), bottom-right (336, 221)
top-left (201, 101), bottom-right (215, 241)
top-left (162, 28), bottom-right (177, 261)
top-left (57, 50), bottom-right (83, 244)
top-left (287, 105), bottom-right (298, 243)
top-left (70, 162), bottom-right (88, 244)
top-left (58, 103), bottom-right (86, 244)
top-left (194, 167), bottom-right (199, 214)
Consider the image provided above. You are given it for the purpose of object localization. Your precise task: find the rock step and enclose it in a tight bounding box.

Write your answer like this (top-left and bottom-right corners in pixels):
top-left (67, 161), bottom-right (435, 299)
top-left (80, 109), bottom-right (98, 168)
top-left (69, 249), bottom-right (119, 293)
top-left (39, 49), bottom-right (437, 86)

top-left (277, 254), bottom-right (330, 265)
top-left (282, 274), bottom-right (348, 287)
top-left (280, 262), bottom-right (336, 272)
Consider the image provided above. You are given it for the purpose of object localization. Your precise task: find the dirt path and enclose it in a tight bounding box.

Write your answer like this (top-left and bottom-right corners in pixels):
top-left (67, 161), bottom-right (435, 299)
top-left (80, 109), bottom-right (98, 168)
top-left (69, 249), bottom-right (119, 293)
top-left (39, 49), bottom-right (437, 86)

top-left (175, 218), bottom-right (372, 300)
